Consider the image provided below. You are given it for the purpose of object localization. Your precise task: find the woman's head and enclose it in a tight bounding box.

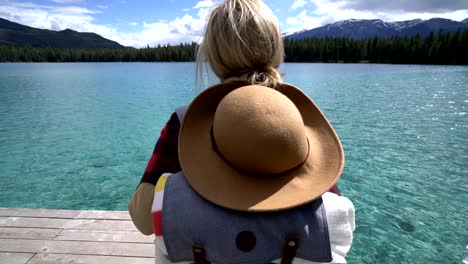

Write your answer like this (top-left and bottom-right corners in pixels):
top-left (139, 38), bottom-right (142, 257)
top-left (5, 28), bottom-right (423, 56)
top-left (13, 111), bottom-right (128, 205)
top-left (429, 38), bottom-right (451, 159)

top-left (197, 0), bottom-right (284, 88)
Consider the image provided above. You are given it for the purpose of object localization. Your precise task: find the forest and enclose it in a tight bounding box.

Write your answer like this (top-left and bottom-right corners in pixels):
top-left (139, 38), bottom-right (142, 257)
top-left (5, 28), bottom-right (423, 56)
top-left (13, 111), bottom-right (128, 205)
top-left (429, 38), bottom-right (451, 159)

top-left (0, 31), bottom-right (467, 64)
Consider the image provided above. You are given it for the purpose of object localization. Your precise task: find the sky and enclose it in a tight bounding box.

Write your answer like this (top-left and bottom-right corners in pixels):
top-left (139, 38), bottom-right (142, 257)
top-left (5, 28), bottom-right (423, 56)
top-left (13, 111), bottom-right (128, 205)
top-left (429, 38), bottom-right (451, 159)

top-left (1, 0), bottom-right (468, 48)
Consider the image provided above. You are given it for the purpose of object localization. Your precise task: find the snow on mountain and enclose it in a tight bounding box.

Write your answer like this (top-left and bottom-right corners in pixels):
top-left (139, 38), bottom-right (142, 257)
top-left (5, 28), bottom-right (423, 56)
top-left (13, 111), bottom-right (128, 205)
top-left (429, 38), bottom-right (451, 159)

top-left (389, 19), bottom-right (423, 31)
top-left (286, 18), bottom-right (468, 40)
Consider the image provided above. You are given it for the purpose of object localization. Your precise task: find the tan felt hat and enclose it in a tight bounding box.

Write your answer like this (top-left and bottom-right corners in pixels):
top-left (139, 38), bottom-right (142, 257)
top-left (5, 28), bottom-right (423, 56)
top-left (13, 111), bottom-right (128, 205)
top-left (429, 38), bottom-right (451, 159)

top-left (178, 81), bottom-right (344, 212)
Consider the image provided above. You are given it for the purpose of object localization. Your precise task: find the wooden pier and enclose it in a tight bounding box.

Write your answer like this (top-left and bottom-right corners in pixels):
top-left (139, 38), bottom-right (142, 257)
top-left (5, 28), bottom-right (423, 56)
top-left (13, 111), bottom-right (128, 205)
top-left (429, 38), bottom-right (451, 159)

top-left (0, 208), bottom-right (154, 264)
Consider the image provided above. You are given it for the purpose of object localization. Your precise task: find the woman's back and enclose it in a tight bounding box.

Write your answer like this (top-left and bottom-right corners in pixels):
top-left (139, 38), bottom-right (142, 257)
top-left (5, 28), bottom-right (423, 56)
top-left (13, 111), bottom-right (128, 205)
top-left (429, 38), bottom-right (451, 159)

top-left (129, 0), bottom-right (355, 263)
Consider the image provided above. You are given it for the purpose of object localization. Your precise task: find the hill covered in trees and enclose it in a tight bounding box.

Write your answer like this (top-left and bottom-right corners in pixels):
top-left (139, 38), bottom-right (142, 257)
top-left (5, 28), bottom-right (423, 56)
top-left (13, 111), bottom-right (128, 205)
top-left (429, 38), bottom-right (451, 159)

top-left (0, 18), bottom-right (126, 49)
top-left (0, 31), bottom-right (467, 65)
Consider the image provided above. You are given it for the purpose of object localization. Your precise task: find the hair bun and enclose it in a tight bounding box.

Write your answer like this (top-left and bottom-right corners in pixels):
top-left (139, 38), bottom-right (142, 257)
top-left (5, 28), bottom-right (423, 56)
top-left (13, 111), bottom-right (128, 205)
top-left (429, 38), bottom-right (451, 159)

top-left (251, 66), bottom-right (282, 88)
top-left (223, 66), bottom-right (282, 89)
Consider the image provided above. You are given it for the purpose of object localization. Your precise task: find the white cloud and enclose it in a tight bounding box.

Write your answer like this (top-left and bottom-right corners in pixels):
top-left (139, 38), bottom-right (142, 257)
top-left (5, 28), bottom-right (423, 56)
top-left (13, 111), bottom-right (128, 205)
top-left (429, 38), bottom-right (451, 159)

top-left (193, 0), bottom-right (216, 9)
top-left (0, 2), bottom-right (98, 31)
top-left (0, 0), bottom-right (217, 47)
top-left (284, 0), bottom-right (468, 32)
top-left (97, 5), bottom-right (108, 9)
top-left (291, 0), bottom-right (307, 10)
top-left (276, 8), bottom-right (280, 12)
top-left (128, 22), bottom-right (138, 26)
top-left (183, 8), bottom-right (190, 12)
top-left (286, 10), bottom-right (311, 26)
top-left (50, 0), bottom-right (86, 4)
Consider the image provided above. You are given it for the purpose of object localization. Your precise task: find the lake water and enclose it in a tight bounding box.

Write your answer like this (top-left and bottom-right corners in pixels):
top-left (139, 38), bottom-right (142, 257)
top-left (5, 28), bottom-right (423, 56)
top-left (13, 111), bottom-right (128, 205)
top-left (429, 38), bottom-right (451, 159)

top-left (0, 63), bottom-right (467, 263)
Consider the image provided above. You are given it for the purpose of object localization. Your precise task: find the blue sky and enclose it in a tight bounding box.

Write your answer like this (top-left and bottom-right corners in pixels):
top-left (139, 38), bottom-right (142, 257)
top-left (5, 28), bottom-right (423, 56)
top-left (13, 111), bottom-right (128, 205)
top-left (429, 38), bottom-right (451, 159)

top-left (1, 0), bottom-right (467, 47)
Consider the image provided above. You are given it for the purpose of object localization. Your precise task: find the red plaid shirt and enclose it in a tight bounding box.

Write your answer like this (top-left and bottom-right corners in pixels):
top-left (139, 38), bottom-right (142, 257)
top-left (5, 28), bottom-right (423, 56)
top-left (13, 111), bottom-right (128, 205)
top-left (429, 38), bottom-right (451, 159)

top-left (140, 112), bottom-right (340, 195)
top-left (140, 113), bottom-right (181, 186)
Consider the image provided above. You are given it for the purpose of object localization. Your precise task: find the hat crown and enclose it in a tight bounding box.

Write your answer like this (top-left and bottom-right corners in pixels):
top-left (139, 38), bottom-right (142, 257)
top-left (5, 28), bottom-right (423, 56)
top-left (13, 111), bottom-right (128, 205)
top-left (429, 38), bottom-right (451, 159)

top-left (213, 85), bottom-right (309, 175)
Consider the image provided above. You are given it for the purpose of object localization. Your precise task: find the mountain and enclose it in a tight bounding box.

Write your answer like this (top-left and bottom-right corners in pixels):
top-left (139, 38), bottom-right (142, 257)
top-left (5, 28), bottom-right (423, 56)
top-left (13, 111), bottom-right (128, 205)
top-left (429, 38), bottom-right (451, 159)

top-left (0, 18), bottom-right (126, 49)
top-left (290, 19), bottom-right (400, 39)
top-left (404, 18), bottom-right (468, 37)
top-left (287, 18), bottom-right (468, 40)
top-left (390, 19), bottom-right (423, 31)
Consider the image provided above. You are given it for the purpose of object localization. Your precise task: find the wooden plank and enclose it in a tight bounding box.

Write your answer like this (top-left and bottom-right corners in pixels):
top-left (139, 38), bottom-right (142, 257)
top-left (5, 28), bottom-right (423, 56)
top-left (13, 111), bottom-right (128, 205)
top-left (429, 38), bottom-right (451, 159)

top-left (0, 252), bottom-right (34, 264)
top-left (0, 208), bottom-right (154, 263)
top-left (0, 208), bottom-right (80, 219)
top-left (0, 239), bottom-right (154, 257)
top-left (0, 217), bottom-right (136, 231)
top-left (0, 227), bottom-right (61, 240)
top-left (63, 219), bottom-right (136, 231)
top-left (76, 211), bottom-right (130, 220)
top-left (0, 217), bottom-right (69, 229)
top-left (27, 254), bottom-right (153, 264)
top-left (0, 208), bottom-right (130, 220)
top-left (56, 230), bottom-right (153, 243)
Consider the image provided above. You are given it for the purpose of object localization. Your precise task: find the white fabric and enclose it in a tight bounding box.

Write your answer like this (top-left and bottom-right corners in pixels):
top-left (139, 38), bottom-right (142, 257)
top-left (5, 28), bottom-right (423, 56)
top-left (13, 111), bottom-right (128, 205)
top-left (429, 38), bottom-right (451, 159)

top-left (154, 192), bottom-right (355, 264)
top-left (175, 105), bottom-right (188, 124)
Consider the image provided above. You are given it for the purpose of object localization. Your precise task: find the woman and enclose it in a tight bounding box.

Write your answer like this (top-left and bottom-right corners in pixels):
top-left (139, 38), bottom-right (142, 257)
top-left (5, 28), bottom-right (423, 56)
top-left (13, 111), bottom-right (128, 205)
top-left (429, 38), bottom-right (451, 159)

top-left (129, 0), bottom-right (355, 263)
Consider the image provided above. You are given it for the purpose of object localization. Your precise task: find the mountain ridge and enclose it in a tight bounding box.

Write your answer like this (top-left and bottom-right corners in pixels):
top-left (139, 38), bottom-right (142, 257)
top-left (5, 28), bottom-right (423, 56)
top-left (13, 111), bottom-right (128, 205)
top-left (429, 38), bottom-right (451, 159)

top-left (287, 17), bottom-right (468, 40)
top-left (0, 18), bottom-right (126, 49)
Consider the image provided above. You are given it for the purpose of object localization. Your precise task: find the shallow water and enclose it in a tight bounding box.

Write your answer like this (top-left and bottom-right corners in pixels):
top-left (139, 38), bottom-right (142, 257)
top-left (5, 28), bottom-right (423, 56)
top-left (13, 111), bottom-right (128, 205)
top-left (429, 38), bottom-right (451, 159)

top-left (0, 63), bottom-right (467, 263)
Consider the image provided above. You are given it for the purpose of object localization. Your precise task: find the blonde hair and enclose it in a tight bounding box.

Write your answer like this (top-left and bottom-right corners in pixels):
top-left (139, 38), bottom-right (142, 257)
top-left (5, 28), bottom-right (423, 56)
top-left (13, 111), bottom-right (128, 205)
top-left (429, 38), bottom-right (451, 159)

top-left (197, 0), bottom-right (284, 88)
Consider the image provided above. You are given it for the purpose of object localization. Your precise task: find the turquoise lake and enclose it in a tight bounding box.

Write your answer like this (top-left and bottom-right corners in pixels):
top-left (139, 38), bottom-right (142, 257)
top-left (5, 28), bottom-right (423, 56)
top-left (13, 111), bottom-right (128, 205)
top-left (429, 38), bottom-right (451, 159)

top-left (0, 63), bottom-right (467, 263)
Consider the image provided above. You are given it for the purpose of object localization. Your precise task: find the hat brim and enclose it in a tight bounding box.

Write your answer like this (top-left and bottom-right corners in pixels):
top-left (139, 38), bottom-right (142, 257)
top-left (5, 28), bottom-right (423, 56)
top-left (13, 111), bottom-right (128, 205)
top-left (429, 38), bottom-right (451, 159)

top-left (178, 81), bottom-right (344, 212)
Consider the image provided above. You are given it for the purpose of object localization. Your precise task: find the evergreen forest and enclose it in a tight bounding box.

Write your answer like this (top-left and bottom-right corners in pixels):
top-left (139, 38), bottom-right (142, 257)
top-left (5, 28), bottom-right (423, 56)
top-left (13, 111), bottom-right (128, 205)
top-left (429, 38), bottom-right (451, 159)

top-left (1, 31), bottom-right (467, 64)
